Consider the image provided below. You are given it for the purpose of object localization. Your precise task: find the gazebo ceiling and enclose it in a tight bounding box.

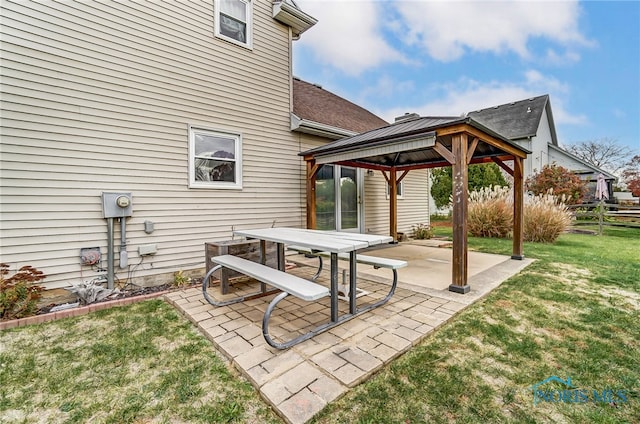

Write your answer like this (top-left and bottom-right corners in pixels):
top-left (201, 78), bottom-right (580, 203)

top-left (300, 116), bottom-right (531, 170)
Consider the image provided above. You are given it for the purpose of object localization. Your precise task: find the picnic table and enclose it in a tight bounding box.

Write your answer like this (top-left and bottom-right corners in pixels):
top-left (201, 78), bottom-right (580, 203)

top-left (203, 227), bottom-right (406, 348)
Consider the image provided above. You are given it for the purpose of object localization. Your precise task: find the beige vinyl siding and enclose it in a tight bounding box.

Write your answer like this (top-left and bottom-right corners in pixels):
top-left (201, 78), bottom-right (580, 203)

top-left (363, 170), bottom-right (430, 236)
top-left (0, 0), bottom-right (304, 289)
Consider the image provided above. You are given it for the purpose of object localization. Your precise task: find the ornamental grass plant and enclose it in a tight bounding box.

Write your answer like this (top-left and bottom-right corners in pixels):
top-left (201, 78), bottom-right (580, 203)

top-left (467, 186), bottom-right (513, 238)
top-left (523, 190), bottom-right (572, 243)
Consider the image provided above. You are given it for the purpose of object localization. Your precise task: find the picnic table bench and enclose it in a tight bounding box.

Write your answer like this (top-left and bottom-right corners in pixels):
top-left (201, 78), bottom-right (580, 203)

top-left (203, 255), bottom-right (331, 349)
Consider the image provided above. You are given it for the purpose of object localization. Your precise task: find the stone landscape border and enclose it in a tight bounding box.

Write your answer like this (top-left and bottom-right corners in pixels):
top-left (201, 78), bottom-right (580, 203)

top-left (0, 291), bottom-right (169, 331)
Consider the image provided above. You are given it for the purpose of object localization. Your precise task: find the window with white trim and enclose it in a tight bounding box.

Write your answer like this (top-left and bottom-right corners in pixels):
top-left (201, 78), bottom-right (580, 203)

top-left (189, 126), bottom-right (242, 189)
top-left (386, 181), bottom-right (404, 199)
top-left (214, 0), bottom-right (252, 48)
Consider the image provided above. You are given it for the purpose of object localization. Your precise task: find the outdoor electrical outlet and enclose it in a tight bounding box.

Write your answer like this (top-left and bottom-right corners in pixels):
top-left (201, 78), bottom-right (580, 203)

top-left (138, 244), bottom-right (157, 256)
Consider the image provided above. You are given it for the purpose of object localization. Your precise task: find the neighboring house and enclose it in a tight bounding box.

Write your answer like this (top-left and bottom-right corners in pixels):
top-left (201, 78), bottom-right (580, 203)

top-left (0, 0), bottom-right (427, 294)
top-left (468, 95), bottom-right (617, 199)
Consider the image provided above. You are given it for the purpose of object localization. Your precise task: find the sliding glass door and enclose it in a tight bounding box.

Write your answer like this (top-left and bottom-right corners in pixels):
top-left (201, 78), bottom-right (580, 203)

top-left (315, 165), bottom-right (362, 232)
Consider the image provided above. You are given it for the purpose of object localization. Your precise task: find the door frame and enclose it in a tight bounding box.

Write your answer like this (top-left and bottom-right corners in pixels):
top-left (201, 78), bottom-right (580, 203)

top-left (315, 165), bottom-right (364, 232)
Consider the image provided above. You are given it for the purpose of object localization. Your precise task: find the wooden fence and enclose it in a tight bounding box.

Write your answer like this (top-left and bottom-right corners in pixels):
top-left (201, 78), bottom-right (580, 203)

top-left (568, 201), bottom-right (640, 234)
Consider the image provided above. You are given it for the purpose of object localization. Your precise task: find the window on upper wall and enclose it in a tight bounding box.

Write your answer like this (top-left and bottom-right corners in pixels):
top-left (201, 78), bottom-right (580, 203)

top-left (214, 0), bottom-right (252, 48)
top-left (386, 181), bottom-right (405, 199)
top-left (189, 126), bottom-right (242, 189)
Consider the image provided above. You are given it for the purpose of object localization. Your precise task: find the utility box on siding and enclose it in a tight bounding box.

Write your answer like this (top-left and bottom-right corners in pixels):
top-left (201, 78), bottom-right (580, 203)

top-left (205, 239), bottom-right (277, 294)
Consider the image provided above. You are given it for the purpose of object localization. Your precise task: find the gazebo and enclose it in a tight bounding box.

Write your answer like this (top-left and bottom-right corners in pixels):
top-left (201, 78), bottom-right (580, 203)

top-left (299, 116), bottom-right (531, 294)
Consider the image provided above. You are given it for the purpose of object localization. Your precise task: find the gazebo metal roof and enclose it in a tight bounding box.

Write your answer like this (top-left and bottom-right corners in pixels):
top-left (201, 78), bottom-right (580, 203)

top-left (301, 116), bottom-right (530, 170)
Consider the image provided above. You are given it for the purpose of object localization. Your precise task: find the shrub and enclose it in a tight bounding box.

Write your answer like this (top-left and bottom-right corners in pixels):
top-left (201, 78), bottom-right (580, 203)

top-left (523, 191), bottom-right (572, 243)
top-left (526, 164), bottom-right (587, 205)
top-left (412, 223), bottom-right (434, 239)
top-left (0, 263), bottom-right (46, 320)
top-left (467, 186), bottom-right (513, 238)
top-left (173, 270), bottom-right (191, 288)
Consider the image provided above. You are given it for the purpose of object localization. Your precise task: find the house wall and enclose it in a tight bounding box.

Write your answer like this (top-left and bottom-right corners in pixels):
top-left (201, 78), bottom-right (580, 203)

top-left (530, 108), bottom-right (554, 175)
top-left (363, 170), bottom-right (430, 237)
top-left (0, 0), bottom-right (304, 289)
top-left (547, 149), bottom-right (595, 176)
top-left (512, 106), bottom-right (554, 179)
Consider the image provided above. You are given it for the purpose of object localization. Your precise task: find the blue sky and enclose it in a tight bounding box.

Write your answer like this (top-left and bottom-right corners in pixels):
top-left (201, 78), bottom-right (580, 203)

top-left (292, 1), bottom-right (639, 154)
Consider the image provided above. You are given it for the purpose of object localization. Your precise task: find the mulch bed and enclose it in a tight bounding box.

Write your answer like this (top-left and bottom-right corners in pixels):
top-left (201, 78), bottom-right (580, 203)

top-left (36, 283), bottom-right (180, 315)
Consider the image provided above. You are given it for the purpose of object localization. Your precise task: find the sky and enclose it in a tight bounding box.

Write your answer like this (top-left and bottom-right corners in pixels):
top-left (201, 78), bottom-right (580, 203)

top-left (292, 0), bottom-right (640, 155)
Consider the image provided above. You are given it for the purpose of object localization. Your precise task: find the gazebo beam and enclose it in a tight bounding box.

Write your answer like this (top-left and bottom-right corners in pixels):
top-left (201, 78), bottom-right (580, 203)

top-left (434, 141), bottom-right (455, 164)
top-left (466, 137), bottom-right (479, 164)
top-left (389, 168), bottom-right (398, 242)
top-left (449, 133), bottom-right (470, 293)
top-left (491, 156), bottom-right (514, 176)
top-left (512, 156), bottom-right (525, 259)
top-left (306, 160), bottom-right (320, 229)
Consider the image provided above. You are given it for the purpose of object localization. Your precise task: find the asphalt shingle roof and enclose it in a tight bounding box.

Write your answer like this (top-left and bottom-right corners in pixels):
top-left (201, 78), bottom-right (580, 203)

top-left (467, 95), bottom-right (550, 140)
top-left (293, 77), bottom-right (388, 133)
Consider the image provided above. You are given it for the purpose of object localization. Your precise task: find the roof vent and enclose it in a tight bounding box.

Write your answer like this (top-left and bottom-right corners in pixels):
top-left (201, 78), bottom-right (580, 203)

top-left (395, 112), bottom-right (420, 123)
top-left (312, 83), bottom-right (322, 89)
top-left (527, 107), bottom-right (532, 113)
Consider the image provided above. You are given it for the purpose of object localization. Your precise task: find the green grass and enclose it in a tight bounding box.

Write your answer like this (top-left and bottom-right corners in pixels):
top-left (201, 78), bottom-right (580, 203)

top-left (310, 226), bottom-right (640, 423)
top-left (1, 227), bottom-right (638, 423)
top-left (0, 300), bottom-right (280, 423)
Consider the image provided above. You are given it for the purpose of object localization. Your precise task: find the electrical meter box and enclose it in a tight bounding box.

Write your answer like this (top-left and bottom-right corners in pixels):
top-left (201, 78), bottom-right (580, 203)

top-left (102, 192), bottom-right (133, 218)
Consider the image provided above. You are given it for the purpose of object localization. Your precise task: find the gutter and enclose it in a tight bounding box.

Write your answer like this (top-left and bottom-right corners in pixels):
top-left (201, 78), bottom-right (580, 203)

top-left (290, 113), bottom-right (357, 140)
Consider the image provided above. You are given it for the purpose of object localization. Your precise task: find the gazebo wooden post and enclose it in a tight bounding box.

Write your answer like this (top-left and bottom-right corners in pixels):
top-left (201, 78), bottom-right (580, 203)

top-left (512, 156), bottom-right (525, 259)
top-left (449, 133), bottom-right (470, 293)
top-left (389, 168), bottom-right (398, 242)
top-left (306, 159), bottom-right (318, 229)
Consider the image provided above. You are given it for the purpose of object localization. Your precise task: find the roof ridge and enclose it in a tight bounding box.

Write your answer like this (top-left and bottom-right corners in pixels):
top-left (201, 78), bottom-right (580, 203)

top-left (470, 94), bottom-right (549, 114)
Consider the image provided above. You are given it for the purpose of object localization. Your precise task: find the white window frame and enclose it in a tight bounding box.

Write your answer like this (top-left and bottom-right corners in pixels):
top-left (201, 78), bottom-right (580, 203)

top-left (386, 181), bottom-right (405, 199)
top-left (214, 0), bottom-right (253, 49)
top-left (189, 126), bottom-right (242, 190)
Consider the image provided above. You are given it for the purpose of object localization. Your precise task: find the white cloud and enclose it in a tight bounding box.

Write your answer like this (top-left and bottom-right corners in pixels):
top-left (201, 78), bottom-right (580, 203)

top-left (359, 74), bottom-right (415, 101)
top-left (295, 1), bottom-right (592, 75)
top-left (295, 1), bottom-right (410, 76)
top-left (377, 70), bottom-right (587, 126)
top-left (394, 0), bottom-right (592, 62)
top-left (544, 48), bottom-right (581, 66)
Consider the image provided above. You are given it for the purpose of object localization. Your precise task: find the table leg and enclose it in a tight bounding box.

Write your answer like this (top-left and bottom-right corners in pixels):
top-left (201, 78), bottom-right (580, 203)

top-left (330, 252), bottom-right (339, 322)
top-left (276, 242), bottom-right (285, 271)
top-left (260, 240), bottom-right (267, 292)
top-left (349, 251), bottom-right (357, 315)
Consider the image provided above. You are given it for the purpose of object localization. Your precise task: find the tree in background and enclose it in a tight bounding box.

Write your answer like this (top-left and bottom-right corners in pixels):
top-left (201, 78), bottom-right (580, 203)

top-left (430, 163), bottom-right (509, 209)
top-left (564, 137), bottom-right (634, 176)
top-left (622, 155), bottom-right (640, 203)
top-left (525, 164), bottom-right (587, 205)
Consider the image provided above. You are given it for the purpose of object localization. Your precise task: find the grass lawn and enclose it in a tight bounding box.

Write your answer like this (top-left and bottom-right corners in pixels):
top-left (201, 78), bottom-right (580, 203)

top-left (311, 226), bottom-right (639, 423)
top-left (0, 301), bottom-right (281, 423)
top-left (1, 226), bottom-right (638, 423)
